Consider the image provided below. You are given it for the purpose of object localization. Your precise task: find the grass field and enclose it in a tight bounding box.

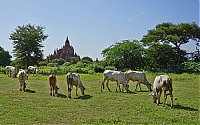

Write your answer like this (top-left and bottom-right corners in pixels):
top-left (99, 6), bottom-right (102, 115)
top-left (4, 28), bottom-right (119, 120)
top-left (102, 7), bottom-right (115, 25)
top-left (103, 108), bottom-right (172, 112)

top-left (0, 72), bottom-right (199, 124)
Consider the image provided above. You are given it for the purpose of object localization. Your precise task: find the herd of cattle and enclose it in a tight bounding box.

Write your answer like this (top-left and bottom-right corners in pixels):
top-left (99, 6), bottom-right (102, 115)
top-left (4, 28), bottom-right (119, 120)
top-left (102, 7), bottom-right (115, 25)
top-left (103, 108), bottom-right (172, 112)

top-left (5, 65), bottom-right (174, 108)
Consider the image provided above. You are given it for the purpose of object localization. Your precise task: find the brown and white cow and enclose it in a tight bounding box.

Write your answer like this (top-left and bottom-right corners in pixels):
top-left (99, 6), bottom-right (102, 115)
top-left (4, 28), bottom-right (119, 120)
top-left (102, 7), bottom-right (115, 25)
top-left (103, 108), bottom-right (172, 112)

top-left (17, 69), bottom-right (27, 92)
top-left (125, 70), bottom-right (152, 91)
top-left (28, 66), bottom-right (39, 76)
top-left (66, 72), bottom-right (86, 98)
top-left (6, 66), bottom-right (16, 78)
top-left (48, 74), bottom-right (59, 96)
top-left (149, 75), bottom-right (173, 108)
top-left (101, 70), bottom-right (129, 92)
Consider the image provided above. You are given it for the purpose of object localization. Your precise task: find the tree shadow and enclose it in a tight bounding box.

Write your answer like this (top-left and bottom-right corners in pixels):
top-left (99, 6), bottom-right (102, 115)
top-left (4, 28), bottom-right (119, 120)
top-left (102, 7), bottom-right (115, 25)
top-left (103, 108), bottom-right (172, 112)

top-left (25, 89), bottom-right (36, 93)
top-left (57, 93), bottom-right (67, 98)
top-left (167, 104), bottom-right (199, 111)
top-left (75, 94), bottom-right (93, 100)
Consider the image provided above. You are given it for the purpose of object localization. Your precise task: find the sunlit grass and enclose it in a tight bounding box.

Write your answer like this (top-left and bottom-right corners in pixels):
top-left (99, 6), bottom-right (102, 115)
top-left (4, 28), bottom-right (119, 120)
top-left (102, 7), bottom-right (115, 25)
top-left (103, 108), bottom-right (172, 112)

top-left (0, 73), bottom-right (199, 124)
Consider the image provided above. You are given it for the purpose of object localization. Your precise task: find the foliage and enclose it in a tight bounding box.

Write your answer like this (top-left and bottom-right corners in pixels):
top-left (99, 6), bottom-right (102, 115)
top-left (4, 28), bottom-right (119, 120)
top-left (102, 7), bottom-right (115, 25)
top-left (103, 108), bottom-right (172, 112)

top-left (144, 43), bottom-right (187, 73)
top-left (51, 58), bottom-right (65, 65)
top-left (81, 56), bottom-right (93, 63)
top-left (182, 61), bottom-right (200, 73)
top-left (70, 57), bottom-right (80, 64)
top-left (0, 46), bottom-right (12, 67)
top-left (141, 22), bottom-right (200, 65)
top-left (102, 40), bottom-right (145, 71)
top-left (47, 63), bottom-right (58, 67)
top-left (39, 61), bottom-right (47, 66)
top-left (9, 23), bottom-right (48, 68)
top-left (0, 73), bottom-right (199, 124)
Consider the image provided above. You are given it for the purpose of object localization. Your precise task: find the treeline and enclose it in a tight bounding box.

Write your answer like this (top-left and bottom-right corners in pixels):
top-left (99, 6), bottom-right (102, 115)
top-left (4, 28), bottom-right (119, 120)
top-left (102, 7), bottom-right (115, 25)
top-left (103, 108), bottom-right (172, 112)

top-left (0, 22), bottom-right (199, 74)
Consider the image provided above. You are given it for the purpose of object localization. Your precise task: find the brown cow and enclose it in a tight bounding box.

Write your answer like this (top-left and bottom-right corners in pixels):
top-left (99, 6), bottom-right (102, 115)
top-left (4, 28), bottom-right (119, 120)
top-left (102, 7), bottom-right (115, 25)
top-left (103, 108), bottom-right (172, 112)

top-left (48, 74), bottom-right (59, 96)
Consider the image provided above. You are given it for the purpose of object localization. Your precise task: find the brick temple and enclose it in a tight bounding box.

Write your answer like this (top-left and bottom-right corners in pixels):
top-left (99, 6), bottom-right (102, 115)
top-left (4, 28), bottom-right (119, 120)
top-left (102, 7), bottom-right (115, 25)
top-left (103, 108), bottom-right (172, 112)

top-left (46, 36), bottom-right (80, 62)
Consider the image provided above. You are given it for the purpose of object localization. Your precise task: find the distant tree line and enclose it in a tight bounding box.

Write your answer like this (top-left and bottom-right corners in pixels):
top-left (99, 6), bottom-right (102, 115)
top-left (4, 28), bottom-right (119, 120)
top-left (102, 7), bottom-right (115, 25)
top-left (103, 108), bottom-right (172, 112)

top-left (0, 22), bottom-right (199, 73)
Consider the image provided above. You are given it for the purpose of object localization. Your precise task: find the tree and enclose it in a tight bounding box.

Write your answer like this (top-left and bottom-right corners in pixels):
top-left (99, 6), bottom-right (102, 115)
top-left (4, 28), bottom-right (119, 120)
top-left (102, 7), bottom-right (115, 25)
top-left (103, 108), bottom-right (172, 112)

top-left (0, 46), bottom-right (12, 66)
top-left (101, 40), bottom-right (145, 71)
top-left (9, 23), bottom-right (48, 68)
top-left (51, 58), bottom-right (65, 65)
top-left (81, 56), bottom-right (93, 64)
top-left (141, 22), bottom-right (200, 65)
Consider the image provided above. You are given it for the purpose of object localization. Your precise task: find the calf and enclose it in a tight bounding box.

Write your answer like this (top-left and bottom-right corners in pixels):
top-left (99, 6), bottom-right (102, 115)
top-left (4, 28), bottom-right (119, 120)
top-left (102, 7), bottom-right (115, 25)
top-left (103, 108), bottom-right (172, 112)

top-left (66, 72), bottom-right (86, 98)
top-left (149, 75), bottom-right (173, 108)
top-left (101, 70), bottom-right (129, 92)
top-left (17, 69), bottom-right (27, 92)
top-left (48, 74), bottom-right (59, 96)
top-left (125, 70), bottom-right (152, 91)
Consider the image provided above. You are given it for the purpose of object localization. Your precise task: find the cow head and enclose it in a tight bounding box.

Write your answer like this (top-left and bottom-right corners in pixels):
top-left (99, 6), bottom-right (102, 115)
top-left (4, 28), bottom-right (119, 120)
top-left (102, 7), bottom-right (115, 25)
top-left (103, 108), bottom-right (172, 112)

top-left (149, 92), bottom-right (157, 103)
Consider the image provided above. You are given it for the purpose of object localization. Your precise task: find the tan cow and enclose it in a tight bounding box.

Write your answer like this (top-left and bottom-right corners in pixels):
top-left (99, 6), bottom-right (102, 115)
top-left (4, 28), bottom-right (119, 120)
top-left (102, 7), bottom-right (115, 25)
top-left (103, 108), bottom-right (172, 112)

top-left (48, 74), bottom-right (59, 96)
top-left (149, 75), bottom-right (173, 108)
top-left (66, 72), bottom-right (86, 98)
top-left (17, 69), bottom-right (27, 92)
top-left (125, 70), bottom-right (152, 91)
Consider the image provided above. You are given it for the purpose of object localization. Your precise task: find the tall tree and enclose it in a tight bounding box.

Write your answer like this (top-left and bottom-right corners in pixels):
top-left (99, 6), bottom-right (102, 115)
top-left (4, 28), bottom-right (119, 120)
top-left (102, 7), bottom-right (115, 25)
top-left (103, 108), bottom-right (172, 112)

top-left (141, 22), bottom-right (200, 65)
top-left (0, 46), bottom-right (12, 66)
top-left (101, 40), bottom-right (144, 71)
top-left (9, 24), bottom-right (48, 68)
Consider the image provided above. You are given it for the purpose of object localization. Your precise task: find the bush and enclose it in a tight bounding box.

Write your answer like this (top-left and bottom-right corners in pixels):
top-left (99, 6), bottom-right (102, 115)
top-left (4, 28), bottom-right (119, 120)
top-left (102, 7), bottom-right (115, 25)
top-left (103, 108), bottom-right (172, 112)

top-left (47, 63), bottom-right (58, 67)
top-left (182, 62), bottom-right (200, 73)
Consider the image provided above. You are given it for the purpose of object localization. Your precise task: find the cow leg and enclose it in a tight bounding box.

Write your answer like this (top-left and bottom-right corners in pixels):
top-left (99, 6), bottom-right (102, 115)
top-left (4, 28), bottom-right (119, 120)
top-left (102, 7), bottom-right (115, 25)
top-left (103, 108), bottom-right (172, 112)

top-left (169, 90), bottom-right (173, 108)
top-left (68, 84), bottom-right (71, 98)
top-left (163, 91), bottom-right (167, 107)
top-left (106, 80), bottom-right (111, 92)
top-left (76, 86), bottom-right (78, 97)
top-left (19, 82), bottom-right (22, 91)
top-left (157, 90), bottom-right (162, 105)
top-left (101, 78), bottom-right (106, 91)
top-left (50, 86), bottom-right (53, 96)
top-left (22, 81), bottom-right (25, 92)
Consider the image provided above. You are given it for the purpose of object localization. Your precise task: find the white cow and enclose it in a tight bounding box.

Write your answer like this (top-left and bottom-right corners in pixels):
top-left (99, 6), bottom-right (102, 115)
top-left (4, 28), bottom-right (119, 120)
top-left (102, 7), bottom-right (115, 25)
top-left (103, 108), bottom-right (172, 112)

top-left (101, 70), bottom-right (129, 92)
top-left (66, 72), bottom-right (86, 98)
top-left (149, 75), bottom-right (173, 108)
top-left (6, 66), bottom-right (16, 78)
top-left (27, 66), bottom-right (38, 75)
top-left (17, 69), bottom-right (27, 92)
top-left (125, 70), bottom-right (152, 91)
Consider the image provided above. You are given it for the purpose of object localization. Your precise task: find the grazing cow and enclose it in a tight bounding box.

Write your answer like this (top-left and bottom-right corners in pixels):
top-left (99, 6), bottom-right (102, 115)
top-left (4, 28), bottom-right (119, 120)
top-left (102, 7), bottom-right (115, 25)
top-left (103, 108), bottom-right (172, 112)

top-left (27, 66), bottom-right (38, 75)
top-left (125, 70), bottom-right (152, 91)
top-left (66, 72), bottom-right (86, 98)
top-left (6, 66), bottom-right (16, 78)
top-left (48, 74), bottom-right (59, 96)
top-left (149, 75), bottom-right (173, 108)
top-left (17, 69), bottom-right (27, 92)
top-left (101, 70), bottom-right (129, 92)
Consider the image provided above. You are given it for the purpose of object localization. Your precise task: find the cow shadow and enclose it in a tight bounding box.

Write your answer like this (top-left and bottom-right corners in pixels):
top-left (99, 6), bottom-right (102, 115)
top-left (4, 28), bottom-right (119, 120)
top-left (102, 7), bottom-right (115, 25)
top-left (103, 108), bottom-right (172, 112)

top-left (25, 89), bottom-right (36, 93)
top-left (57, 93), bottom-right (67, 98)
top-left (167, 104), bottom-right (198, 111)
top-left (75, 94), bottom-right (93, 100)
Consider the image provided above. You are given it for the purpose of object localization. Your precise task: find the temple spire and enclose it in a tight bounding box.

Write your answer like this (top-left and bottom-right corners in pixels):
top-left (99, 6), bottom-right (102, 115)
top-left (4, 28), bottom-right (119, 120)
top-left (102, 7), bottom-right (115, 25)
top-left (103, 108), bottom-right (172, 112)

top-left (65, 36), bottom-right (70, 46)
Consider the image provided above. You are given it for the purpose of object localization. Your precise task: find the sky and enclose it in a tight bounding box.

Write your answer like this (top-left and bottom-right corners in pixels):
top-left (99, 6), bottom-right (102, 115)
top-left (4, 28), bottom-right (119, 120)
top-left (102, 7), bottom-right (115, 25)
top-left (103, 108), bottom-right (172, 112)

top-left (0, 0), bottom-right (199, 61)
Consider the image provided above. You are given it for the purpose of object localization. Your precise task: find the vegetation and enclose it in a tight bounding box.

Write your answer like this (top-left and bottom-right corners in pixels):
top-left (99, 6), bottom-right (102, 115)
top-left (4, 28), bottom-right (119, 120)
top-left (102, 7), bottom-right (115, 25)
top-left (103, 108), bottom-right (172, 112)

top-left (9, 23), bottom-right (48, 69)
top-left (0, 46), bottom-right (12, 67)
top-left (0, 72), bottom-right (199, 124)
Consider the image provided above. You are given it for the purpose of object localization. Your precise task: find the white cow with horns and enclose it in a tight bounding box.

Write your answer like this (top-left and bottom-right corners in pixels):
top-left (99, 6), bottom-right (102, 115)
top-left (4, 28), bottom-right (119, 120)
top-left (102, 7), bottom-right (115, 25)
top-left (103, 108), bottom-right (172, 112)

top-left (125, 70), bottom-right (152, 91)
top-left (17, 69), bottom-right (27, 92)
top-left (101, 70), bottom-right (129, 92)
top-left (149, 75), bottom-right (173, 108)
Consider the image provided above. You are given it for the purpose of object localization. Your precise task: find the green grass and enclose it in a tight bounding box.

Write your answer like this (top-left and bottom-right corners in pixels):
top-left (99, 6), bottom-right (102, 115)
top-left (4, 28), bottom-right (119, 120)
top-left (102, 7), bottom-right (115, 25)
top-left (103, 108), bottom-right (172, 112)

top-left (0, 73), bottom-right (199, 124)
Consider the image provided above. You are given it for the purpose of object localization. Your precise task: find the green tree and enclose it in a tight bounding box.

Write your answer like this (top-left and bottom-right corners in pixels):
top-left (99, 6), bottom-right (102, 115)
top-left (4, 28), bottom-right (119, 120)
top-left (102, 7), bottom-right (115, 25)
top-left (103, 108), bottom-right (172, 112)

top-left (51, 58), bottom-right (65, 65)
top-left (9, 23), bottom-right (48, 68)
top-left (102, 40), bottom-right (144, 71)
top-left (81, 56), bottom-right (93, 64)
top-left (0, 46), bottom-right (12, 66)
top-left (141, 22), bottom-right (200, 65)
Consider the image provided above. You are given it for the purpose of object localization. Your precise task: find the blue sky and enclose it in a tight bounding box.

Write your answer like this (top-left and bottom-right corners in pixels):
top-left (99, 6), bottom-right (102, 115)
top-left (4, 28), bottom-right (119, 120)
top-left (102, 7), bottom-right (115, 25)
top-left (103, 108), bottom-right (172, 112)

top-left (0, 0), bottom-right (199, 60)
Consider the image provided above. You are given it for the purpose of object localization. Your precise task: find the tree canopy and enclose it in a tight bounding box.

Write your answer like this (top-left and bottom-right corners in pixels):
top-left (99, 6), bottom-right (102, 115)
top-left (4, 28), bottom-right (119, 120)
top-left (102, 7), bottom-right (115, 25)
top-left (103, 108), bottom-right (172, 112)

top-left (0, 46), bottom-right (12, 67)
top-left (102, 40), bottom-right (144, 71)
top-left (9, 24), bottom-right (48, 68)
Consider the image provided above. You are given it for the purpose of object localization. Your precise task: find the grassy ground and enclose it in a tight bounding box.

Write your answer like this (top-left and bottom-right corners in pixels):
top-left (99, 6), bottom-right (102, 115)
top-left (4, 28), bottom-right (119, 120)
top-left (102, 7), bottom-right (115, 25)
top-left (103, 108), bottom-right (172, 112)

top-left (0, 73), bottom-right (199, 124)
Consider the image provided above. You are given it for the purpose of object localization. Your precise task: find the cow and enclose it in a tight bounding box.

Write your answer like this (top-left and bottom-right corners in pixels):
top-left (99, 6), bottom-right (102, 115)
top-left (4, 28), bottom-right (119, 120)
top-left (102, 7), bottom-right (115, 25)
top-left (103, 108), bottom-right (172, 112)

top-left (27, 66), bottom-right (38, 76)
top-left (101, 70), bottom-right (129, 92)
top-left (48, 74), bottom-right (59, 96)
top-left (17, 69), bottom-right (27, 92)
top-left (66, 72), bottom-right (86, 98)
top-left (149, 75), bottom-right (173, 108)
top-left (125, 70), bottom-right (152, 91)
top-left (6, 66), bottom-right (16, 78)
